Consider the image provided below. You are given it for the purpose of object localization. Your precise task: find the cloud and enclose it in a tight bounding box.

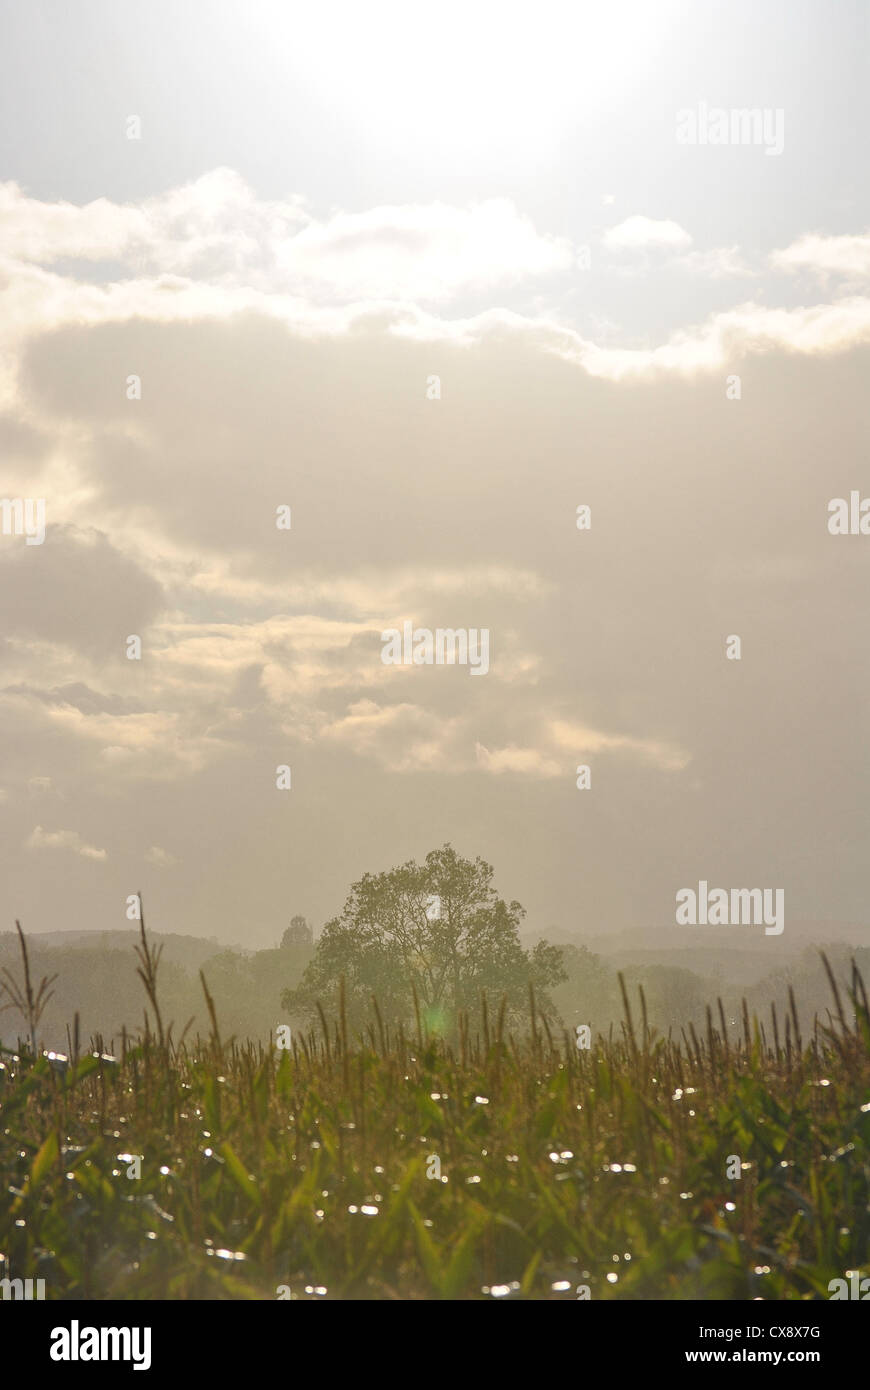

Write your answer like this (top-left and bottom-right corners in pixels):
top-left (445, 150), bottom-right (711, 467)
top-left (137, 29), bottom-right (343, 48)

top-left (7, 683), bottom-right (140, 716)
top-left (550, 296), bottom-right (870, 378)
top-left (680, 246), bottom-right (754, 279)
top-left (145, 845), bottom-right (178, 867)
top-left (772, 231), bottom-right (870, 282)
top-left (602, 215), bottom-right (693, 250)
top-left (183, 564), bottom-right (554, 618)
top-left (0, 526), bottom-right (164, 658)
top-left (474, 742), bottom-right (563, 777)
top-left (26, 825), bottom-right (106, 860)
top-left (548, 720), bottom-right (689, 772)
top-left (271, 197), bottom-right (575, 301)
top-left (470, 718), bottom-right (691, 781)
top-left (0, 173), bottom-right (574, 304)
top-left (318, 699), bottom-right (463, 772)
top-left (0, 250), bottom-right (865, 941)
top-left (0, 178), bottom-right (867, 415)
top-left (52, 708), bottom-right (227, 779)
top-left (0, 169), bottom-right (301, 272)
top-left (315, 702), bottom-right (690, 781)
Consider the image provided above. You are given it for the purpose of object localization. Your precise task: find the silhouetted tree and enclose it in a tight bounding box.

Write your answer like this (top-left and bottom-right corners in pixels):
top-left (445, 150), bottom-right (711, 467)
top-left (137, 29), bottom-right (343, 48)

top-left (281, 915), bottom-right (312, 948)
top-left (282, 844), bottom-right (565, 1033)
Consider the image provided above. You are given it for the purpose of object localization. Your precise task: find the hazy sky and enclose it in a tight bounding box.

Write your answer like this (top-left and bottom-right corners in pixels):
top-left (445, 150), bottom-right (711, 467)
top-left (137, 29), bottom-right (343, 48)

top-left (1, 0), bottom-right (868, 944)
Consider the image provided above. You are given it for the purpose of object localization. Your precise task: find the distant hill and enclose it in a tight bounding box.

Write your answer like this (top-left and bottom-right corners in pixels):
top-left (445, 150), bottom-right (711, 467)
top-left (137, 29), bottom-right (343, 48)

top-left (524, 920), bottom-right (870, 955)
top-left (0, 929), bottom-right (313, 1051)
top-left (3, 922), bottom-right (866, 1055)
top-left (0, 929), bottom-right (225, 972)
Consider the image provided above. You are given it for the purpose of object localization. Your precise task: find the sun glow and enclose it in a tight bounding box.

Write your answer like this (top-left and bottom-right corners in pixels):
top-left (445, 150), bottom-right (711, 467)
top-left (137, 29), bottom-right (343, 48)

top-left (248, 0), bottom-right (678, 169)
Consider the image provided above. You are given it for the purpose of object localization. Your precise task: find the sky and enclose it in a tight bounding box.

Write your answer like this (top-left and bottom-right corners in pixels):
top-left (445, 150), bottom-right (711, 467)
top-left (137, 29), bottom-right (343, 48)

top-left (0, 0), bottom-right (868, 945)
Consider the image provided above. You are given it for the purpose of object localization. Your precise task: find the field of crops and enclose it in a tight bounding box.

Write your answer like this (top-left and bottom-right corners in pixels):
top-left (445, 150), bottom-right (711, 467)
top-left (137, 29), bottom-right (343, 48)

top-left (1, 929), bottom-right (868, 1300)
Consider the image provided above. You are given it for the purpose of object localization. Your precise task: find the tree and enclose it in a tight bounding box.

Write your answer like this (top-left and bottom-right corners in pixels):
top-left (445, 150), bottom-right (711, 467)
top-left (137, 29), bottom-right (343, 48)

top-left (282, 844), bottom-right (565, 1034)
top-left (281, 915), bottom-right (312, 949)
top-left (552, 943), bottom-right (617, 1034)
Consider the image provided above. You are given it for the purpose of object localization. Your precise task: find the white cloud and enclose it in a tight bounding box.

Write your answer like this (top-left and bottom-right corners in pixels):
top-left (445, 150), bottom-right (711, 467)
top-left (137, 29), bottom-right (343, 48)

top-left (183, 564), bottom-right (553, 617)
top-left (0, 176), bottom-right (868, 407)
top-left (0, 173), bottom-right (573, 304)
top-left (0, 169), bottom-right (302, 272)
top-left (272, 197), bottom-right (574, 301)
top-left (318, 699), bottom-right (463, 772)
top-left (26, 824), bottom-right (107, 859)
top-left (602, 215), bottom-right (693, 250)
top-left (680, 246), bottom-right (754, 279)
top-left (548, 719), bottom-right (689, 771)
top-left (548, 296), bottom-right (870, 379)
top-left (474, 742), bottom-right (562, 777)
top-left (772, 231), bottom-right (870, 281)
top-left (314, 707), bottom-right (690, 781)
top-left (145, 845), bottom-right (178, 867)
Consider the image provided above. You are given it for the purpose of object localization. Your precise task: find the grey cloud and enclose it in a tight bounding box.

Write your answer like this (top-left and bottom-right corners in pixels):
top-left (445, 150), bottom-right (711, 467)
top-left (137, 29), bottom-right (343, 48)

top-left (0, 305), bottom-right (868, 943)
top-left (2, 681), bottom-right (143, 716)
top-left (0, 524), bottom-right (164, 658)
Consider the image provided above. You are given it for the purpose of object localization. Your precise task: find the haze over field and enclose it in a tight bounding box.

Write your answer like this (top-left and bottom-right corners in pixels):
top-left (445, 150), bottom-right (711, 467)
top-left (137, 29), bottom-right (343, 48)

top-left (0, 0), bottom-right (868, 948)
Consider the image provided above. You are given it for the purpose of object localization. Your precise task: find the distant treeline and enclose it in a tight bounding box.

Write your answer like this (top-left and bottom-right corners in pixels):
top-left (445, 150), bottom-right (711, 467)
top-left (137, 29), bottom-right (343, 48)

top-left (0, 927), bottom-right (865, 1055)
